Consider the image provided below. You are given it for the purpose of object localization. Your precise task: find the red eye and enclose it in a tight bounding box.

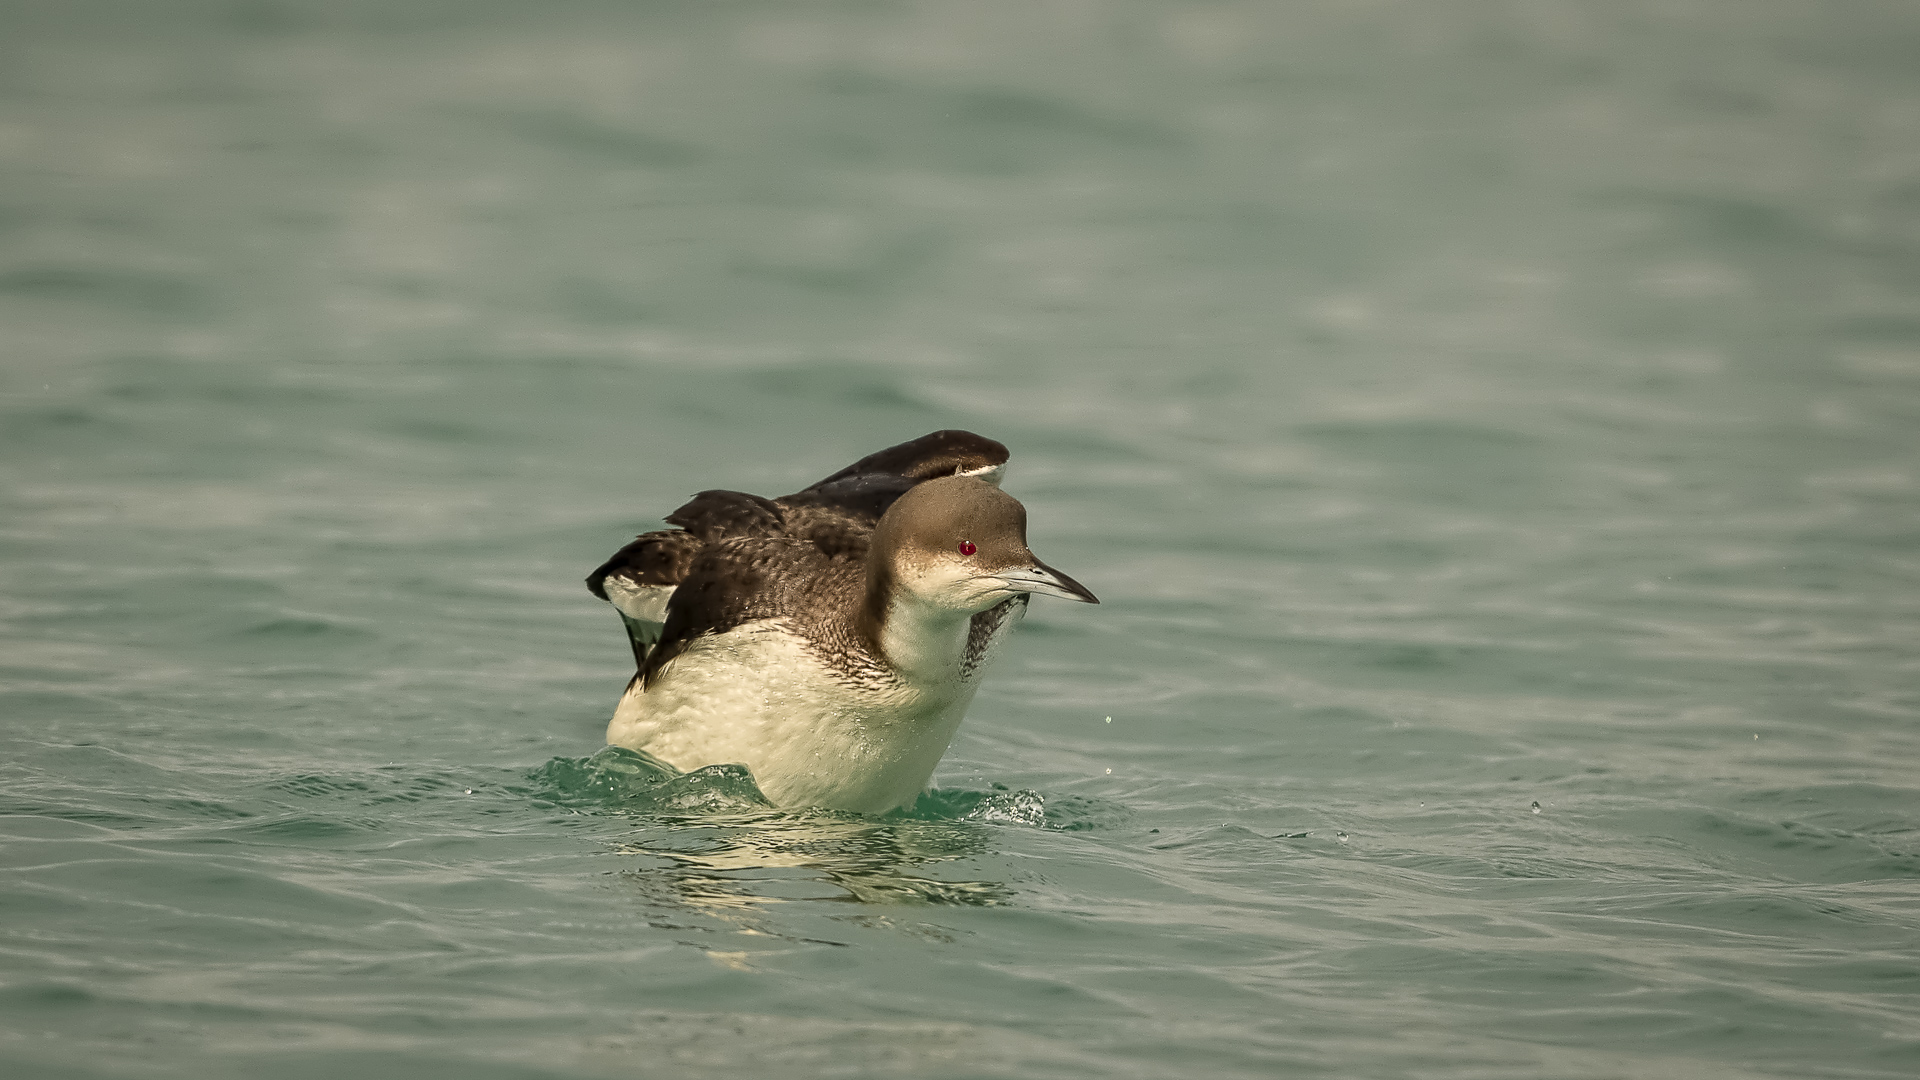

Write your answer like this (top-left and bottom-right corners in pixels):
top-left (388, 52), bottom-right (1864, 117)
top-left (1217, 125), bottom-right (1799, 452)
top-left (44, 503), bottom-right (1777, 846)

top-left (958, 540), bottom-right (977, 556)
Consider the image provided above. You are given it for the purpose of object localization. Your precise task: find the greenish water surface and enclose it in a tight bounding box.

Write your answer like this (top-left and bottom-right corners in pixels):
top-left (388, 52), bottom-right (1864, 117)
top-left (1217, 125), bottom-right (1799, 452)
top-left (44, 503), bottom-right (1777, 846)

top-left (3, 2), bottom-right (1918, 1077)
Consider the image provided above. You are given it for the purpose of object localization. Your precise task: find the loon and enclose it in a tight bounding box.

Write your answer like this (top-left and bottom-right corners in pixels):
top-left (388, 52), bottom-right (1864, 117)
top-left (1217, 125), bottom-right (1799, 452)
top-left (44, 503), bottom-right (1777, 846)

top-left (586, 431), bottom-right (1098, 813)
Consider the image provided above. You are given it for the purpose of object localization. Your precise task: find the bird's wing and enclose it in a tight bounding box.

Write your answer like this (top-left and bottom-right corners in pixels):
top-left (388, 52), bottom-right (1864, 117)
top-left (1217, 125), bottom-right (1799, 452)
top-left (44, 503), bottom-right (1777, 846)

top-left (799, 429), bottom-right (1009, 492)
top-left (775, 430), bottom-right (1012, 559)
top-left (639, 537), bottom-right (856, 688)
top-left (664, 489), bottom-right (786, 542)
top-left (774, 475), bottom-right (914, 560)
top-left (586, 529), bottom-right (704, 669)
top-left (589, 490), bottom-right (788, 673)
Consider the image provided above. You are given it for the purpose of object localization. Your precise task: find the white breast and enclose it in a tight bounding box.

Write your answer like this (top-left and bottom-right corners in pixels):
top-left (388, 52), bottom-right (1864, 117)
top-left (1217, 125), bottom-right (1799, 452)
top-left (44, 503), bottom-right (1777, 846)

top-left (606, 619), bottom-right (994, 814)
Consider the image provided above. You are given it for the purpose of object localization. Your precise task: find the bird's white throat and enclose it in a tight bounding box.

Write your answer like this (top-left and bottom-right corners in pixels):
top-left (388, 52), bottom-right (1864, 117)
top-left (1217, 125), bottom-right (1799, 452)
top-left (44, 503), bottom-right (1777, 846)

top-left (876, 593), bottom-right (978, 686)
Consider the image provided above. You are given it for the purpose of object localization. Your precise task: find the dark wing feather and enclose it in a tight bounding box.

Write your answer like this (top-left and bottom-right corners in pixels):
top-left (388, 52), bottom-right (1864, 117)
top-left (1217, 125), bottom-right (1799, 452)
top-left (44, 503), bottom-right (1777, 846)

top-left (640, 537), bottom-right (869, 687)
top-left (665, 489), bottom-right (786, 542)
top-left (587, 492), bottom-right (785, 676)
top-left (586, 529), bottom-right (704, 668)
top-left (586, 529), bottom-right (702, 601)
top-left (774, 475), bottom-right (916, 560)
top-left (800, 429), bottom-right (1009, 491)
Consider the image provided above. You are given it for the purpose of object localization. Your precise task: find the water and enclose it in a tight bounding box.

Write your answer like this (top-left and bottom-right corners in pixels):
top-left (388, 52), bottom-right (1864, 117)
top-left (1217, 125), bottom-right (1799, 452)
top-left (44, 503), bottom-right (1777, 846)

top-left (3, 2), bottom-right (1918, 1077)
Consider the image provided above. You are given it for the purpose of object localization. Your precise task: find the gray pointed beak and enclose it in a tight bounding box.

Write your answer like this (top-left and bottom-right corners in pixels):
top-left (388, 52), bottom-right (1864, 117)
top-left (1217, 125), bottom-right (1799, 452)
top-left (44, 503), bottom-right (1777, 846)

top-left (995, 558), bottom-right (1099, 604)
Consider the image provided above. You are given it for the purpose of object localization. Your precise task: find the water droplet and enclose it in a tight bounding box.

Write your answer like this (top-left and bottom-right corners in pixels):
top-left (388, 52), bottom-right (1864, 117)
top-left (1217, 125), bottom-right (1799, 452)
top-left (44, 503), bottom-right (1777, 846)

top-left (1336, 831), bottom-right (1349, 843)
top-left (1530, 800), bottom-right (1541, 814)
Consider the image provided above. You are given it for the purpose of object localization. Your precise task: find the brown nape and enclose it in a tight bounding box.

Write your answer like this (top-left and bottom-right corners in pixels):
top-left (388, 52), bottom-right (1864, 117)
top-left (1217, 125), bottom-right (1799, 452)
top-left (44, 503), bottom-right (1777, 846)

top-left (855, 547), bottom-right (895, 659)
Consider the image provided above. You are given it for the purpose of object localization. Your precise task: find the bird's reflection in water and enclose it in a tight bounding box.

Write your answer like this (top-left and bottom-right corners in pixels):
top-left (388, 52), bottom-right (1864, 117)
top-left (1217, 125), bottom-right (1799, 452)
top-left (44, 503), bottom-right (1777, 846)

top-left (609, 813), bottom-right (1012, 916)
top-left (530, 749), bottom-right (1091, 927)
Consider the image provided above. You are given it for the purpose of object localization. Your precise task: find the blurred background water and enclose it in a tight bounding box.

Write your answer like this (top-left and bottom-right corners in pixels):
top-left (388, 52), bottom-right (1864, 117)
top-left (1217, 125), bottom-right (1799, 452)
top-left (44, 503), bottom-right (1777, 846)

top-left (3, 1), bottom-right (1919, 1077)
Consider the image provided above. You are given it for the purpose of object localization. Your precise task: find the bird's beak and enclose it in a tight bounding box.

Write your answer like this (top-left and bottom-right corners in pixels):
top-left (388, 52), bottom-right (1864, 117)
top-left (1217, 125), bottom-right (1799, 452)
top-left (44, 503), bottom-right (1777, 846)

top-left (995, 558), bottom-right (1099, 604)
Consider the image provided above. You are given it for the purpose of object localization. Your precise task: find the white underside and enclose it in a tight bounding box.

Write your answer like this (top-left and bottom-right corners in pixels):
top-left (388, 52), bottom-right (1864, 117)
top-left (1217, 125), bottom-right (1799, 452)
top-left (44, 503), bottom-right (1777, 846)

top-left (602, 578), bottom-right (673, 642)
top-left (959, 461), bottom-right (1006, 486)
top-left (606, 612), bottom-right (1020, 814)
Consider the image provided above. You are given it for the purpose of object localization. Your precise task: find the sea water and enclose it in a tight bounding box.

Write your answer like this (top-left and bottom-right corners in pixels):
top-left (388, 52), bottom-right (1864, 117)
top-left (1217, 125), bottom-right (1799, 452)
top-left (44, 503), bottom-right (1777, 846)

top-left (3, 2), bottom-right (1917, 1077)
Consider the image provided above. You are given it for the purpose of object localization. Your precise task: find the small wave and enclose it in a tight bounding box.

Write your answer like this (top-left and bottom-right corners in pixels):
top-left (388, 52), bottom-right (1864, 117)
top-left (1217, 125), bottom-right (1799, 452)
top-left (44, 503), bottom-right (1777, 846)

top-left (528, 748), bottom-right (1128, 830)
top-left (895, 785), bottom-right (1131, 831)
top-left (527, 746), bottom-right (775, 816)
top-left (525, 753), bottom-right (1121, 907)
top-left (230, 616), bottom-right (377, 644)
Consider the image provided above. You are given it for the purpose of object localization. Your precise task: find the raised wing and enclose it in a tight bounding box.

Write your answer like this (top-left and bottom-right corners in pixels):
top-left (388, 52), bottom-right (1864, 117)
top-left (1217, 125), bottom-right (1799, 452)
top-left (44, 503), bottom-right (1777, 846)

top-left (586, 529), bottom-right (703, 668)
top-left (799, 429), bottom-right (1009, 493)
top-left (639, 536), bottom-right (867, 689)
top-left (664, 489), bottom-right (785, 542)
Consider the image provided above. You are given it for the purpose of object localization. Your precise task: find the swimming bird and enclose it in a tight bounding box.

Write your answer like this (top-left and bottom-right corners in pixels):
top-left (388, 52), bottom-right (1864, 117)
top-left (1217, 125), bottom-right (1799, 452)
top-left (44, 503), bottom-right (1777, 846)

top-left (586, 430), bottom-right (1098, 813)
